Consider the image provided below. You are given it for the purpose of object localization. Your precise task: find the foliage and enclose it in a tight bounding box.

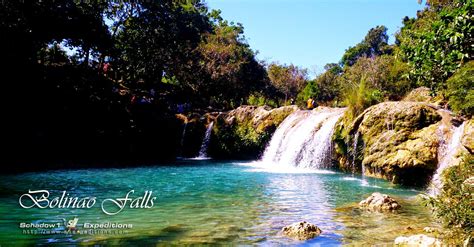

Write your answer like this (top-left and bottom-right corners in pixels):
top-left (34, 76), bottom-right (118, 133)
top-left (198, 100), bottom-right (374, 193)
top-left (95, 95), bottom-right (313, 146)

top-left (315, 64), bottom-right (343, 103)
top-left (267, 63), bottom-right (308, 104)
top-left (340, 26), bottom-right (392, 67)
top-left (197, 22), bottom-right (268, 108)
top-left (247, 94), bottom-right (279, 108)
top-left (0, 0), bottom-right (272, 166)
top-left (342, 77), bottom-right (383, 121)
top-left (341, 55), bottom-right (412, 100)
top-left (424, 153), bottom-right (474, 245)
top-left (446, 61), bottom-right (474, 116)
top-left (296, 79), bottom-right (320, 107)
top-left (113, 1), bottom-right (211, 90)
top-left (397, 1), bottom-right (473, 92)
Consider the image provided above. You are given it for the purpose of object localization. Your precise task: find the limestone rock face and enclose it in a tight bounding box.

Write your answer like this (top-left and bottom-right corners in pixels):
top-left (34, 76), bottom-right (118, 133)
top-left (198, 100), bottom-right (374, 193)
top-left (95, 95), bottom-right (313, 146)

top-left (403, 87), bottom-right (434, 103)
top-left (394, 234), bottom-right (442, 247)
top-left (281, 221), bottom-right (322, 240)
top-left (359, 192), bottom-right (401, 211)
top-left (334, 101), bottom-right (442, 186)
top-left (462, 119), bottom-right (474, 154)
top-left (209, 105), bottom-right (299, 159)
top-left (175, 112), bottom-right (218, 157)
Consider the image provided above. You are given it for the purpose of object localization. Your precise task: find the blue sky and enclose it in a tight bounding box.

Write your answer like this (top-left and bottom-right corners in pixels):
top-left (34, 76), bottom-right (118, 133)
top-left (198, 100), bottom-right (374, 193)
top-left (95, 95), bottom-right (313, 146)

top-left (206, 0), bottom-right (423, 77)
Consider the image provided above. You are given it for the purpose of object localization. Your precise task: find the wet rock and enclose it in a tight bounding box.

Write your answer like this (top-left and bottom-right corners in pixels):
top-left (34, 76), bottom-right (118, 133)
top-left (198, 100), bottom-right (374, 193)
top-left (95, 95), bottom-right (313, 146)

top-left (359, 192), bottom-right (401, 211)
top-left (334, 101), bottom-right (442, 186)
top-left (394, 234), bottom-right (442, 246)
top-left (281, 221), bottom-right (322, 240)
top-left (209, 105), bottom-right (298, 159)
top-left (462, 119), bottom-right (474, 154)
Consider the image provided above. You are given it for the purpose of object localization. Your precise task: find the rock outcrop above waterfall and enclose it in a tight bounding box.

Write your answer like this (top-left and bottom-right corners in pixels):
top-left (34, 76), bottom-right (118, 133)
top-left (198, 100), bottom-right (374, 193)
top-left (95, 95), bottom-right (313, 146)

top-left (281, 221), bottom-right (322, 240)
top-left (359, 192), bottom-right (401, 211)
top-left (394, 234), bottom-right (442, 246)
top-left (334, 101), bottom-right (442, 186)
top-left (209, 105), bottom-right (298, 159)
top-left (176, 112), bottom-right (218, 157)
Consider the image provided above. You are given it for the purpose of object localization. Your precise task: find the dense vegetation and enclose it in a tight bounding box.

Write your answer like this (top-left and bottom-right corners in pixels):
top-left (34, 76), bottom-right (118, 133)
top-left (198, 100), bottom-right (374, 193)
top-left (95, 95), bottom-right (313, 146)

top-left (296, 0), bottom-right (472, 120)
top-left (0, 0), bottom-right (279, 168)
top-left (424, 153), bottom-right (473, 245)
top-left (1, 0), bottom-right (472, 168)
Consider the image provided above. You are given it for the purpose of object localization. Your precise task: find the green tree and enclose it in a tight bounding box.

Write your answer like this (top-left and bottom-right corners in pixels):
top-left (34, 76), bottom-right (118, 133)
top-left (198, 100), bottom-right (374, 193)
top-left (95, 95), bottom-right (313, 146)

top-left (197, 19), bottom-right (268, 108)
top-left (297, 79), bottom-right (319, 106)
top-left (397, 1), bottom-right (473, 92)
top-left (340, 25), bottom-right (391, 67)
top-left (113, 0), bottom-right (211, 92)
top-left (341, 55), bottom-right (411, 100)
top-left (446, 61), bottom-right (474, 116)
top-left (267, 63), bottom-right (308, 104)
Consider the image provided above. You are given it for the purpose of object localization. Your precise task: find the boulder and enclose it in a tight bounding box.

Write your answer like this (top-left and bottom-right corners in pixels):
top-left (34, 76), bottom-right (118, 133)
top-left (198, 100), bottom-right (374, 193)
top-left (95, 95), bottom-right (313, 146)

top-left (394, 234), bottom-right (442, 246)
top-left (334, 101), bottom-right (442, 185)
top-left (359, 192), bottom-right (401, 211)
top-left (462, 119), bottom-right (474, 154)
top-left (403, 87), bottom-right (434, 103)
top-left (209, 105), bottom-right (298, 159)
top-left (281, 221), bottom-right (322, 240)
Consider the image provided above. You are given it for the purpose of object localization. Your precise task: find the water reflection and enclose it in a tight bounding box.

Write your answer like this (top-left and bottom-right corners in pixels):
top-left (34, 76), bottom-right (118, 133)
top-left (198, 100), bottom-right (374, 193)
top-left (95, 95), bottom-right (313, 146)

top-left (0, 161), bottom-right (434, 245)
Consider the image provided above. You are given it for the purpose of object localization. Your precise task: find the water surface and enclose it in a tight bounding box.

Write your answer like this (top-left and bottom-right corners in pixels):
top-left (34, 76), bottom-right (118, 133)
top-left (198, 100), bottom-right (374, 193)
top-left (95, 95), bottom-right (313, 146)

top-left (0, 160), bottom-right (435, 245)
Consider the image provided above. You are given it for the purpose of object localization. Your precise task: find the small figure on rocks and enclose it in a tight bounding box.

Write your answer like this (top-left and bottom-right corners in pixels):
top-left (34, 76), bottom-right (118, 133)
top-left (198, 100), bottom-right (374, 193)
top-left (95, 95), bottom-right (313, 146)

top-left (281, 221), bottom-right (322, 240)
top-left (359, 192), bottom-right (401, 211)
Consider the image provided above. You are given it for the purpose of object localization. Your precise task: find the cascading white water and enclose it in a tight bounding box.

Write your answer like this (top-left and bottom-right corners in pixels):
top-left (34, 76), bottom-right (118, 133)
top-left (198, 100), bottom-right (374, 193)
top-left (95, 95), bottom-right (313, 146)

top-left (351, 131), bottom-right (360, 173)
top-left (197, 121), bottom-right (214, 159)
top-left (261, 107), bottom-right (345, 168)
top-left (430, 120), bottom-right (466, 195)
top-left (350, 130), bottom-right (368, 185)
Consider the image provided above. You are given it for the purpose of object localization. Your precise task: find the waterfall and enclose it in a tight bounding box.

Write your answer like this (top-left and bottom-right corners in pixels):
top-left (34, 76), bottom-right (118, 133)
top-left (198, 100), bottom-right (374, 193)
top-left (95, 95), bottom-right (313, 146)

top-left (351, 131), bottom-right (369, 185)
top-left (430, 120), bottom-right (465, 195)
top-left (351, 131), bottom-right (360, 173)
top-left (196, 121), bottom-right (214, 159)
top-left (261, 107), bottom-right (345, 168)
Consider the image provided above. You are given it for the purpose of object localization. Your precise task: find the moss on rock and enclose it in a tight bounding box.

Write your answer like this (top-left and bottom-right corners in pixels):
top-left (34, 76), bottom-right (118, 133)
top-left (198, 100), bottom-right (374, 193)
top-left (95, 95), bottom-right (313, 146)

top-left (209, 105), bottom-right (298, 159)
top-left (334, 102), bottom-right (442, 186)
top-left (462, 119), bottom-right (474, 154)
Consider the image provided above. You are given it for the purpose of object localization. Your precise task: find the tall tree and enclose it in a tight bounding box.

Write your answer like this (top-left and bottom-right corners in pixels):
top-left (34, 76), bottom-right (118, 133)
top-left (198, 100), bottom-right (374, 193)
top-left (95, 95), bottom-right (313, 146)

top-left (113, 0), bottom-right (211, 92)
top-left (340, 25), bottom-right (391, 67)
top-left (267, 63), bottom-right (308, 104)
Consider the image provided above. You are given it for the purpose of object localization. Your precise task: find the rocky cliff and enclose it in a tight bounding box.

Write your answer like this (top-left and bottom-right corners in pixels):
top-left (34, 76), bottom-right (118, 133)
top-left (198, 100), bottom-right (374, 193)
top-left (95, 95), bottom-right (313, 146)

top-left (208, 105), bottom-right (299, 159)
top-left (334, 102), bottom-right (443, 186)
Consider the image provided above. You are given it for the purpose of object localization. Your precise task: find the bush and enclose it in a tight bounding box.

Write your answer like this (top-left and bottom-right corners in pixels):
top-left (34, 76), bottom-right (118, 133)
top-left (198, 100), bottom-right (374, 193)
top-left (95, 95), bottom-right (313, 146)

top-left (398, 2), bottom-right (473, 92)
top-left (342, 77), bottom-right (383, 121)
top-left (341, 55), bottom-right (412, 101)
top-left (446, 61), bottom-right (474, 116)
top-left (296, 79), bottom-right (319, 107)
top-left (424, 153), bottom-right (474, 245)
top-left (247, 94), bottom-right (278, 108)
